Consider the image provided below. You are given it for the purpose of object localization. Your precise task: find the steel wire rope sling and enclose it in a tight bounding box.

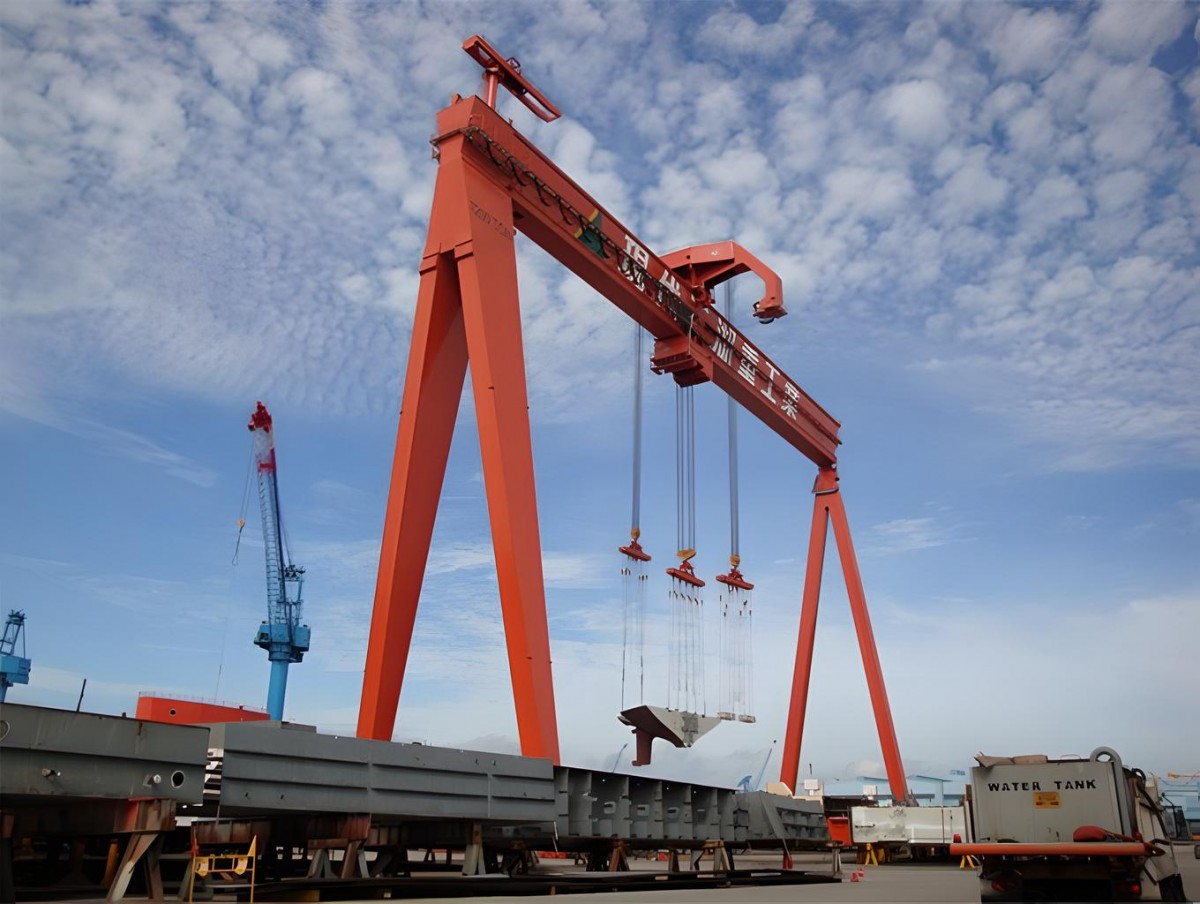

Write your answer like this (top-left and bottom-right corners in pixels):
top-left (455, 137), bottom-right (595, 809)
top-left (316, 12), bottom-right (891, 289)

top-left (715, 283), bottom-right (756, 724)
top-left (666, 377), bottom-right (705, 716)
top-left (618, 324), bottom-right (651, 711)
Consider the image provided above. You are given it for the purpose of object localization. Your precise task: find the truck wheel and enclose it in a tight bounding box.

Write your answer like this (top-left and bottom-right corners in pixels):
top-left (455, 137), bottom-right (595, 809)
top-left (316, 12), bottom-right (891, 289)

top-left (1159, 873), bottom-right (1187, 902)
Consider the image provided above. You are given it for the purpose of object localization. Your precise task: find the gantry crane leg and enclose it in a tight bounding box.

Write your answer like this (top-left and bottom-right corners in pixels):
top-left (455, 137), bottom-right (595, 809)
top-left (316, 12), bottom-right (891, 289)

top-left (356, 249), bottom-right (468, 743)
top-left (358, 142), bottom-right (560, 763)
top-left (780, 468), bottom-right (910, 802)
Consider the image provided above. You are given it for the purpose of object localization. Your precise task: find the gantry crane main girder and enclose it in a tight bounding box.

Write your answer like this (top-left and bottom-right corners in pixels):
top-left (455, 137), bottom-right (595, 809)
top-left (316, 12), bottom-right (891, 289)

top-left (357, 36), bottom-right (910, 803)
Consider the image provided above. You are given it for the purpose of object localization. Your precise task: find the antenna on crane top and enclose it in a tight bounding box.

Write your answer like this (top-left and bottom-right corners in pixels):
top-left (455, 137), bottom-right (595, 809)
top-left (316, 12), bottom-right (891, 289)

top-left (462, 35), bottom-right (561, 122)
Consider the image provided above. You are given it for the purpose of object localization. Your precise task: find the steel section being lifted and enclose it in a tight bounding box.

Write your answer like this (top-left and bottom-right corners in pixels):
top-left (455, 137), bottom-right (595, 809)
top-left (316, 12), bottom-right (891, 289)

top-left (357, 36), bottom-right (910, 804)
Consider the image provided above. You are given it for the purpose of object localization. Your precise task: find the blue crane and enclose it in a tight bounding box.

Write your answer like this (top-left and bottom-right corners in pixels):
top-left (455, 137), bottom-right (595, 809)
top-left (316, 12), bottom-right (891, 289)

top-left (0, 610), bottom-right (31, 703)
top-left (247, 402), bottom-right (311, 721)
top-left (737, 740), bottom-right (777, 792)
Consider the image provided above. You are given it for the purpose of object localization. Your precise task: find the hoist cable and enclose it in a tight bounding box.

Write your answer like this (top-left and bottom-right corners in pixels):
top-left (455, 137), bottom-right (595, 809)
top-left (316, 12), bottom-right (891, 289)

top-left (724, 283), bottom-right (740, 561)
top-left (675, 385), bottom-right (696, 557)
top-left (620, 563), bottom-right (630, 710)
top-left (621, 323), bottom-right (649, 711)
top-left (638, 571), bottom-right (645, 705)
top-left (745, 598), bottom-right (755, 718)
top-left (696, 588), bottom-right (700, 715)
top-left (631, 326), bottom-right (644, 535)
top-left (720, 282), bottom-right (755, 722)
top-left (232, 434), bottom-right (255, 565)
top-left (675, 387), bottom-right (684, 556)
top-left (672, 589), bottom-right (678, 710)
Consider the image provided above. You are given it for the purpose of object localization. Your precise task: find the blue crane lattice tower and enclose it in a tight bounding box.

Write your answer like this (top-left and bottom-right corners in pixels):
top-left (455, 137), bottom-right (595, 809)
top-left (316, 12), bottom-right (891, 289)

top-left (248, 402), bottom-right (311, 721)
top-left (0, 609), bottom-right (32, 703)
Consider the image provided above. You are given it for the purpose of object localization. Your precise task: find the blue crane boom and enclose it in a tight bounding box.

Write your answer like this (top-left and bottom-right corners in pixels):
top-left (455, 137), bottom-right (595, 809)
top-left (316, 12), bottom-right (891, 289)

top-left (0, 609), bottom-right (31, 703)
top-left (737, 740), bottom-right (777, 792)
top-left (247, 402), bottom-right (310, 721)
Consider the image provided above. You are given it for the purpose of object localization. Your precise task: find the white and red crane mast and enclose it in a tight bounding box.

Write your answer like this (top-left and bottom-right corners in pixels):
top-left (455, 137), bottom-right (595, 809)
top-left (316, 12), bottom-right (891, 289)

top-left (247, 402), bottom-right (310, 721)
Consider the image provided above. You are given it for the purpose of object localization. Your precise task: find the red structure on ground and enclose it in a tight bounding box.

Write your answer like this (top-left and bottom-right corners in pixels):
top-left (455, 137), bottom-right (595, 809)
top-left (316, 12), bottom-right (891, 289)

top-left (135, 695), bottom-right (270, 724)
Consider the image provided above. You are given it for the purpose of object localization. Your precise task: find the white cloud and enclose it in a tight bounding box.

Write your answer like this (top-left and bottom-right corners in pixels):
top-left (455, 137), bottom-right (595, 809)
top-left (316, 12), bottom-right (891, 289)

top-left (1086, 0), bottom-right (1190, 60)
top-left (822, 166), bottom-right (915, 221)
top-left (985, 6), bottom-right (1074, 78)
top-left (881, 79), bottom-right (951, 146)
top-left (695, 2), bottom-right (814, 57)
top-left (1084, 65), bottom-right (1175, 164)
top-left (1017, 173), bottom-right (1089, 237)
top-left (0, 397), bottom-right (218, 487)
top-left (933, 146), bottom-right (1009, 222)
top-left (866, 517), bottom-right (963, 555)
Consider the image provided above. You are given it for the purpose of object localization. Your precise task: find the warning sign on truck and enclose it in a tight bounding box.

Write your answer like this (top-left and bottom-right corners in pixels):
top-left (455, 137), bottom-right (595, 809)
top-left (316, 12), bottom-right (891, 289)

top-left (1033, 791), bottom-right (1061, 809)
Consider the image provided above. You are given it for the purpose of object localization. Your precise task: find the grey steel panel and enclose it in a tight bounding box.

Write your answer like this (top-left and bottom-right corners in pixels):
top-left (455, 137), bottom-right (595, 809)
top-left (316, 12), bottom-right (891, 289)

top-left (629, 776), bottom-right (663, 839)
top-left (0, 703), bottom-right (207, 803)
top-left (737, 791), bottom-right (828, 844)
top-left (663, 782), bottom-right (691, 838)
top-left (210, 722), bottom-right (554, 822)
top-left (565, 769), bottom-right (592, 836)
top-left (692, 786), bottom-right (720, 837)
top-left (497, 768), bottom-right (827, 847)
top-left (588, 772), bottom-right (630, 837)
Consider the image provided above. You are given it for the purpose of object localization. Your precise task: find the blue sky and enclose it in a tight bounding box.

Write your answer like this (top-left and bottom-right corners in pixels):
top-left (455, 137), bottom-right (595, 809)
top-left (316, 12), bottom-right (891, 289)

top-left (1, 1), bottom-right (1197, 786)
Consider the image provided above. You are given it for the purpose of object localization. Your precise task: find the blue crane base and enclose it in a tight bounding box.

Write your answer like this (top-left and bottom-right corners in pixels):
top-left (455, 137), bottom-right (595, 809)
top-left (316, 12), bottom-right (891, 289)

top-left (266, 660), bottom-right (289, 721)
top-left (255, 623), bottom-right (310, 721)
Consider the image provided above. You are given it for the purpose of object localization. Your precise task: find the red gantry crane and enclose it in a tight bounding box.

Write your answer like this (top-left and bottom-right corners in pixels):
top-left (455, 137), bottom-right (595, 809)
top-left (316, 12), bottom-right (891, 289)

top-left (357, 36), bottom-right (910, 801)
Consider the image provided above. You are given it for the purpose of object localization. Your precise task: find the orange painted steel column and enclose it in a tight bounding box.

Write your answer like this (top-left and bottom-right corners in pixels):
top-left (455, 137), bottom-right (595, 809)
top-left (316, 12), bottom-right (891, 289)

top-left (357, 247), bottom-right (469, 741)
top-left (454, 165), bottom-right (560, 763)
top-left (779, 468), bottom-right (834, 791)
top-left (358, 130), bottom-right (560, 762)
top-left (780, 468), bottom-right (910, 803)
top-left (827, 484), bottom-right (910, 803)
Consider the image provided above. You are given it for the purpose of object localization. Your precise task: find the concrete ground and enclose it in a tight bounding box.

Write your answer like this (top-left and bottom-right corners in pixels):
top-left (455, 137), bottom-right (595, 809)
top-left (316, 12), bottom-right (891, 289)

top-left (389, 844), bottom-right (1200, 904)
top-left (23, 841), bottom-right (1200, 903)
